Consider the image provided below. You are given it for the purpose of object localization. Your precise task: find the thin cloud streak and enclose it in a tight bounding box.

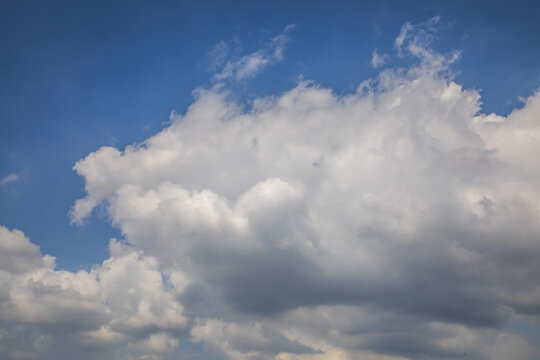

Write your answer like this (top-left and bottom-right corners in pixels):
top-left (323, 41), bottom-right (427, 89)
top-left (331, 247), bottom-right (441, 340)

top-left (213, 24), bottom-right (296, 81)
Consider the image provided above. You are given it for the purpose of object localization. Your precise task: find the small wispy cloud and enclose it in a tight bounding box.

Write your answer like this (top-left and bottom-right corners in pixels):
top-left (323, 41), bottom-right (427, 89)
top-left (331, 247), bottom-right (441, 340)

top-left (371, 49), bottom-right (388, 68)
top-left (106, 132), bottom-right (119, 146)
top-left (393, 16), bottom-right (461, 71)
top-left (394, 16), bottom-right (442, 52)
top-left (212, 24), bottom-right (296, 81)
top-left (207, 41), bottom-right (229, 72)
top-left (0, 170), bottom-right (29, 187)
top-left (0, 173), bottom-right (19, 186)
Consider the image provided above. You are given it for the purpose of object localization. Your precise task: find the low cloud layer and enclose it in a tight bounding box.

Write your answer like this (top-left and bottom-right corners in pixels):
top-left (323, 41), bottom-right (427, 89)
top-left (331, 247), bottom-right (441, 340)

top-left (2, 20), bottom-right (540, 360)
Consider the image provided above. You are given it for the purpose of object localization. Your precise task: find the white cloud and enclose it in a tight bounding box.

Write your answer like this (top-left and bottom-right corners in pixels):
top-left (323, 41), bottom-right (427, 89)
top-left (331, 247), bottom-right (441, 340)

top-left (61, 21), bottom-right (540, 358)
top-left (0, 228), bottom-right (188, 360)
top-left (394, 17), bottom-right (460, 72)
top-left (0, 226), bottom-right (43, 273)
top-left (191, 318), bottom-right (317, 360)
top-left (0, 173), bottom-right (19, 186)
top-left (370, 49), bottom-right (388, 68)
top-left (4, 19), bottom-right (540, 360)
top-left (213, 24), bottom-right (295, 81)
top-left (208, 41), bottom-right (229, 71)
top-left (67, 50), bottom-right (540, 357)
top-left (0, 170), bottom-right (29, 187)
top-left (127, 332), bottom-right (180, 354)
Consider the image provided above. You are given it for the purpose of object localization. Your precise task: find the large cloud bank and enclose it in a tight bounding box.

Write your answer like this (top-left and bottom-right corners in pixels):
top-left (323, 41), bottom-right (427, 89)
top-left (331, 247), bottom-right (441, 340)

top-left (2, 22), bottom-right (540, 360)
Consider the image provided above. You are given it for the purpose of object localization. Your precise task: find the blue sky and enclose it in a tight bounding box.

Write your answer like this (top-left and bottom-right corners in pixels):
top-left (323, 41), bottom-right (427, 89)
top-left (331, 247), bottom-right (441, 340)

top-left (2, 0), bottom-right (540, 270)
top-left (1, 1), bottom-right (540, 359)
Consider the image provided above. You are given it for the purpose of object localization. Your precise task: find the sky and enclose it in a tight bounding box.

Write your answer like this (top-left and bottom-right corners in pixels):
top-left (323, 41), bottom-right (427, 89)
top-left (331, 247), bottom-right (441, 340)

top-left (1, 1), bottom-right (540, 359)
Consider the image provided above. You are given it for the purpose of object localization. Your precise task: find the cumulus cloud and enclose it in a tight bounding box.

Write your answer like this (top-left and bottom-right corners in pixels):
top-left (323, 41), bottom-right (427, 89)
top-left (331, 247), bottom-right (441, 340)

top-left (4, 19), bottom-right (540, 360)
top-left (64, 19), bottom-right (540, 359)
top-left (0, 227), bottom-right (43, 273)
top-left (0, 226), bottom-right (188, 360)
top-left (213, 24), bottom-right (295, 81)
